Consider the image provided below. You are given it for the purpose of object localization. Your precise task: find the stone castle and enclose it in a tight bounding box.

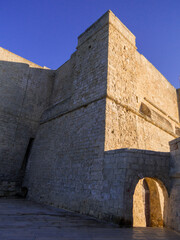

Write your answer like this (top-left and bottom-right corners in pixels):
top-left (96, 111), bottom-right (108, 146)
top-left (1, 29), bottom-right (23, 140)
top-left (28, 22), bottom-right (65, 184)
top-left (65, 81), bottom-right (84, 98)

top-left (0, 11), bottom-right (179, 231)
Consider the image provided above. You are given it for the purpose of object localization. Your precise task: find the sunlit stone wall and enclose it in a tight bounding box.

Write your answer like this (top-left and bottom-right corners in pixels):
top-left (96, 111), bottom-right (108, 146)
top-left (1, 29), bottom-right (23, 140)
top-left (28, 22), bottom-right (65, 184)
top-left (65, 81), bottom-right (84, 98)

top-left (105, 11), bottom-right (179, 152)
top-left (133, 179), bottom-right (146, 227)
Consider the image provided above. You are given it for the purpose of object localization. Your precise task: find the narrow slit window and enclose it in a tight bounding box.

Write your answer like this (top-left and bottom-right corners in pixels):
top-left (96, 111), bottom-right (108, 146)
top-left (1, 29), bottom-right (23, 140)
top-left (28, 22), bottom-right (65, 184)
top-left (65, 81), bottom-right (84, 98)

top-left (21, 138), bottom-right (34, 171)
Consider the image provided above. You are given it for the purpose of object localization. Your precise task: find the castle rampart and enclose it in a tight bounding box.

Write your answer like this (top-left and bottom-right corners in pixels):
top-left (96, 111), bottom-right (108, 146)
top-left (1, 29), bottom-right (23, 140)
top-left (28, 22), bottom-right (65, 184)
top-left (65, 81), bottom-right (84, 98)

top-left (0, 49), bottom-right (54, 194)
top-left (0, 10), bottom-right (179, 232)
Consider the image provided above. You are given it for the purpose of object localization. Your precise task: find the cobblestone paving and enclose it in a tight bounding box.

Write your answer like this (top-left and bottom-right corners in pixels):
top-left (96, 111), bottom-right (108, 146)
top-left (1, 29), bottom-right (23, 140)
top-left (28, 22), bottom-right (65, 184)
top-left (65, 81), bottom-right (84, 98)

top-left (0, 199), bottom-right (179, 240)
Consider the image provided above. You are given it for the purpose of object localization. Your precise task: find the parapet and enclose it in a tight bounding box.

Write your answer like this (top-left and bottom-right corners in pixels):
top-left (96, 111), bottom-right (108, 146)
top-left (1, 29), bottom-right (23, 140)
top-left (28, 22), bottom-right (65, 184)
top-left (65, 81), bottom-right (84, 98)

top-left (77, 10), bottom-right (136, 48)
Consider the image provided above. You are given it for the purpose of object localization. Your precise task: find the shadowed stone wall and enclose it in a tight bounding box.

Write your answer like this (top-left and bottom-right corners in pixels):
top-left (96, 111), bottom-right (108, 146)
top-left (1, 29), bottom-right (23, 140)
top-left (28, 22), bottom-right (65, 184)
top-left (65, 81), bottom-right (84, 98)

top-left (168, 138), bottom-right (180, 231)
top-left (103, 149), bottom-right (170, 225)
top-left (0, 50), bottom-right (54, 195)
top-left (24, 12), bottom-right (109, 214)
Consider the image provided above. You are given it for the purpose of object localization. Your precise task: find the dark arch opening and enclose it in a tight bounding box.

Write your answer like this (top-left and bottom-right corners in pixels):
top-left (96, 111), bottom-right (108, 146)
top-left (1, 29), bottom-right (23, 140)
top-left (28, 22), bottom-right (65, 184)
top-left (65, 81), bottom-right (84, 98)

top-left (133, 177), bottom-right (168, 227)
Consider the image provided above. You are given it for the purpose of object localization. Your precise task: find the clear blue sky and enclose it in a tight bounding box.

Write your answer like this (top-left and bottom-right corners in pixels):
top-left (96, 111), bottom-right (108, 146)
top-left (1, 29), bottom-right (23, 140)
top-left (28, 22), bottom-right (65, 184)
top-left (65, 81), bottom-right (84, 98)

top-left (0, 0), bottom-right (179, 88)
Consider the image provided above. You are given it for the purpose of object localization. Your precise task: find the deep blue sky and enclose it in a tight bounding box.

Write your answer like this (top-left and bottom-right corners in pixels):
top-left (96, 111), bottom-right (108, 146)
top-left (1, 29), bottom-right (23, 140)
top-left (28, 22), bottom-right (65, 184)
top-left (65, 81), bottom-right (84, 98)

top-left (0, 0), bottom-right (179, 88)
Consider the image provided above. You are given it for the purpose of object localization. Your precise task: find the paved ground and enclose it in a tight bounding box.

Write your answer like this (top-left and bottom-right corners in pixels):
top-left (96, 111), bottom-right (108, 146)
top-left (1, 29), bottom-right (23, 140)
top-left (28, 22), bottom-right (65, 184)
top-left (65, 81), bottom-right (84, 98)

top-left (0, 199), bottom-right (179, 240)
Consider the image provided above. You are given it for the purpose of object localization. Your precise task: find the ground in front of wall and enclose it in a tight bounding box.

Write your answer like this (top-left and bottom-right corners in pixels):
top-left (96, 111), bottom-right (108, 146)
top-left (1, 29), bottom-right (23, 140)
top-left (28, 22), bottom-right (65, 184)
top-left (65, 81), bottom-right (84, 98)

top-left (0, 199), bottom-right (179, 240)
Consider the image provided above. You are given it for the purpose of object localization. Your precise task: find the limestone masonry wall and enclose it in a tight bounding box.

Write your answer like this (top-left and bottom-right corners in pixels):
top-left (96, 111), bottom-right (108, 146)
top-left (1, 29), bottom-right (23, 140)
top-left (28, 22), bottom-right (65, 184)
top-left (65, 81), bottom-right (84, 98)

top-left (25, 14), bottom-right (109, 215)
top-left (0, 50), bottom-right (54, 195)
top-left (41, 17), bottom-right (108, 123)
top-left (105, 11), bottom-right (179, 152)
top-left (168, 138), bottom-right (180, 231)
top-left (103, 149), bottom-right (170, 225)
top-left (0, 10), bottom-right (179, 231)
top-left (26, 99), bottom-right (106, 214)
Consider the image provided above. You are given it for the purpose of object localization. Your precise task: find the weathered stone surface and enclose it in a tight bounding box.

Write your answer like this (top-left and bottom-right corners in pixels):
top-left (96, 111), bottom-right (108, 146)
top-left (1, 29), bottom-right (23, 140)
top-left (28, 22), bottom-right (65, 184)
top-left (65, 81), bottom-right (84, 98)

top-left (0, 10), bottom-right (180, 233)
top-left (105, 12), bottom-right (179, 152)
top-left (0, 51), bottom-right (54, 193)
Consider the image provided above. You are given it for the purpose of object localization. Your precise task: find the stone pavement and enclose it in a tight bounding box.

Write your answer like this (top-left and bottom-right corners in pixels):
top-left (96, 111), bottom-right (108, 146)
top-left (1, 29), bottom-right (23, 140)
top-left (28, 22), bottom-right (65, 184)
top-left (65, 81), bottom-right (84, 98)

top-left (0, 199), bottom-right (179, 240)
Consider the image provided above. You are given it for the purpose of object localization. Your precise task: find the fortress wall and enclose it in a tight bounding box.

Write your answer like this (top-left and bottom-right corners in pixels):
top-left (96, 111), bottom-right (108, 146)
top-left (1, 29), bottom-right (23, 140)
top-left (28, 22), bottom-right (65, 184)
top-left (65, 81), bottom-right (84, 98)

top-left (0, 10), bottom-right (178, 228)
top-left (0, 58), bottom-right (54, 194)
top-left (136, 54), bottom-right (178, 120)
top-left (26, 99), bottom-right (106, 215)
top-left (41, 14), bottom-right (109, 124)
top-left (50, 59), bottom-right (73, 105)
top-left (25, 13), bottom-right (110, 213)
top-left (105, 98), bottom-right (174, 151)
top-left (102, 148), bottom-right (170, 225)
top-left (105, 11), bottom-right (179, 152)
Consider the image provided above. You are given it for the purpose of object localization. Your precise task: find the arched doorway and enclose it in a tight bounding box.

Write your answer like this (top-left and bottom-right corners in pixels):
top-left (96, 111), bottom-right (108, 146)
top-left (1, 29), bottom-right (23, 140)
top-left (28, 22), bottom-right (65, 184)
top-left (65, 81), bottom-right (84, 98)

top-left (133, 177), bottom-right (168, 227)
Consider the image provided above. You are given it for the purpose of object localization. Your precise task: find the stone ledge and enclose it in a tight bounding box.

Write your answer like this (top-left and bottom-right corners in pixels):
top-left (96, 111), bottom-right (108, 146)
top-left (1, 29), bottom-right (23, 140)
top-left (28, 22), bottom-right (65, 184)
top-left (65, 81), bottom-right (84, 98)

top-left (105, 148), bottom-right (170, 156)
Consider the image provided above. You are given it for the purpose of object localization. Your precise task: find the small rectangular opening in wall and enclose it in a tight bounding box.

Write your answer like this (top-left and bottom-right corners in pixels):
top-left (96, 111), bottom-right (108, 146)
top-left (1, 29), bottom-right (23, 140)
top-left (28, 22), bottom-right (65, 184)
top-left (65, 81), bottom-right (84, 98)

top-left (139, 103), bottom-right (151, 118)
top-left (20, 138), bottom-right (34, 171)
